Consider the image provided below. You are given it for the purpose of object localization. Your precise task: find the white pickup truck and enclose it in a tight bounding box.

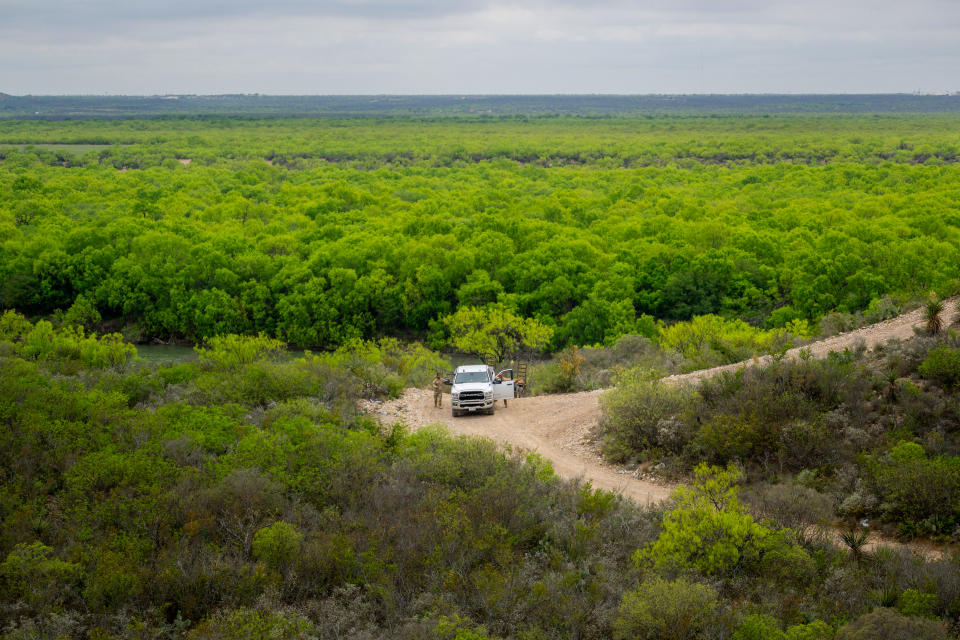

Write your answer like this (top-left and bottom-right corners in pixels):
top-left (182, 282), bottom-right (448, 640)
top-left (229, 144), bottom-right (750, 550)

top-left (450, 364), bottom-right (516, 417)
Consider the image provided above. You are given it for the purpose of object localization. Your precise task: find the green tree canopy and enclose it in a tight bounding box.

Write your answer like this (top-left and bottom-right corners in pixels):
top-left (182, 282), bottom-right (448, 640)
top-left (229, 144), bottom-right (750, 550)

top-left (445, 304), bottom-right (553, 364)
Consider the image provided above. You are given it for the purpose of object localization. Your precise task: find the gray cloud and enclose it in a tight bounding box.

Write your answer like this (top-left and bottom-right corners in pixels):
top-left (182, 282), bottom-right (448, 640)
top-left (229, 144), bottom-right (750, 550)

top-left (2, 0), bottom-right (959, 94)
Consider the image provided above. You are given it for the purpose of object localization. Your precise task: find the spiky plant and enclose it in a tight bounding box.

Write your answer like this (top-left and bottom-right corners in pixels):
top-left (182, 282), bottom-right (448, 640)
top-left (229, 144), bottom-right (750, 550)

top-left (925, 296), bottom-right (945, 335)
top-left (840, 527), bottom-right (870, 565)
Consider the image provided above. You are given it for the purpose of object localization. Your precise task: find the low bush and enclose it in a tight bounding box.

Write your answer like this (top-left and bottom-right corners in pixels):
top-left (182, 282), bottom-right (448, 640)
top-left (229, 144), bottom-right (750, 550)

top-left (599, 378), bottom-right (694, 462)
top-left (917, 345), bottom-right (960, 388)
top-left (612, 577), bottom-right (718, 640)
top-left (835, 607), bottom-right (948, 640)
top-left (252, 521), bottom-right (303, 575)
top-left (866, 441), bottom-right (960, 534)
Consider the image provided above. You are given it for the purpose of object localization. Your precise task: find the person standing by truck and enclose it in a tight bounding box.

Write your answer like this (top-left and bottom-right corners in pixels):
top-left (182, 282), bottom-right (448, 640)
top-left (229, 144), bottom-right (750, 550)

top-left (432, 372), bottom-right (443, 408)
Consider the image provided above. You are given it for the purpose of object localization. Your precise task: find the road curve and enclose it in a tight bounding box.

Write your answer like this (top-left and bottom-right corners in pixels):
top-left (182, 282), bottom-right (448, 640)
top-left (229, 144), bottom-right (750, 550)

top-left (366, 299), bottom-right (958, 506)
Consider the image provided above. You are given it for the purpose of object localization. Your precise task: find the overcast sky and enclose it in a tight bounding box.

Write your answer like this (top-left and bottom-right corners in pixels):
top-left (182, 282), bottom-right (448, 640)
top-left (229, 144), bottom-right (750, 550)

top-left (2, 0), bottom-right (959, 94)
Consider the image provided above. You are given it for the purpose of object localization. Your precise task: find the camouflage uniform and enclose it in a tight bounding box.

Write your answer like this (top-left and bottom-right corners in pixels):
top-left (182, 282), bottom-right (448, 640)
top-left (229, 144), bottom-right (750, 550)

top-left (432, 375), bottom-right (443, 407)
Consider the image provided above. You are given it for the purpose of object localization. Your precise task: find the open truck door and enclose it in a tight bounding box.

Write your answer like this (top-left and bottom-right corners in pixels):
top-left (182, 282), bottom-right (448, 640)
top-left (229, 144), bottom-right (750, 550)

top-left (492, 369), bottom-right (515, 405)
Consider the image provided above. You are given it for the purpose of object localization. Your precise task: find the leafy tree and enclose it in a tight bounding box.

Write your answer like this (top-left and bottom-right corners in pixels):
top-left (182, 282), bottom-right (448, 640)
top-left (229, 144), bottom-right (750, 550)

top-left (642, 464), bottom-right (813, 581)
top-left (445, 303), bottom-right (552, 364)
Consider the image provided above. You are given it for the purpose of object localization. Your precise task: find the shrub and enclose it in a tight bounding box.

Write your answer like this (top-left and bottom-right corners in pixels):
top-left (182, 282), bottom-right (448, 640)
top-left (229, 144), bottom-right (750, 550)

top-left (612, 577), bottom-right (718, 640)
top-left (642, 465), bottom-right (813, 582)
top-left (743, 483), bottom-right (833, 541)
top-left (195, 333), bottom-right (286, 370)
top-left (0, 542), bottom-right (82, 609)
top-left (696, 411), bottom-right (778, 464)
top-left (252, 521), bottom-right (304, 575)
top-left (554, 345), bottom-right (585, 392)
top-left (786, 620), bottom-right (835, 640)
top-left (531, 334), bottom-right (681, 394)
top-left (659, 314), bottom-right (798, 371)
top-left (59, 295), bottom-right (102, 331)
top-left (201, 468), bottom-right (285, 555)
top-left (732, 615), bottom-right (786, 640)
top-left (18, 320), bottom-right (135, 370)
top-left (897, 589), bottom-right (936, 619)
top-left (186, 608), bottom-right (317, 640)
top-left (868, 442), bottom-right (960, 528)
top-left (917, 345), bottom-right (960, 388)
top-left (835, 607), bottom-right (947, 640)
top-left (0, 309), bottom-right (32, 341)
top-left (599, 379), bottom-right (694, 461)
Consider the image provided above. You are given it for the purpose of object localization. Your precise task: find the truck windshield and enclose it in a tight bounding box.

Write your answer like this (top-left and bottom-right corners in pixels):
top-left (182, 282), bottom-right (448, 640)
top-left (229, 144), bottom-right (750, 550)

top-left (454, 371), bottom-right (489, 384)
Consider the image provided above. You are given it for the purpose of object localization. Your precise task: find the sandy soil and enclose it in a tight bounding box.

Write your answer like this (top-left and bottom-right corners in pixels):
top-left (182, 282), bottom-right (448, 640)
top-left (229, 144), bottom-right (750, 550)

top-left (362, 299), bottom-right (959, 558)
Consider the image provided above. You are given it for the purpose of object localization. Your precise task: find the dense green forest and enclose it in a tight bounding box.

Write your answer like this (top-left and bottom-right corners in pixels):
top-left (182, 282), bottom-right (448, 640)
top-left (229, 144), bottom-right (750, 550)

top-left (2, 317), bottom-right (958, 639)
top-left (3, 115), bottom-right (960, 354)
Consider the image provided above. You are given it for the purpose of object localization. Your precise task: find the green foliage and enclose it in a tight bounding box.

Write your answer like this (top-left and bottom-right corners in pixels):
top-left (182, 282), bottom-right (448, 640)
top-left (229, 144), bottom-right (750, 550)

top-left (252, 521), bottom-right (303, 574)
top-left (0, 330), bottom-right (666, 639)
top-left (186, 608), bottom-right (317, 640)
top-left (643, 465), bottom-right (813, 582)
top-left (917, 345), bottom-right (960, 388)
top-left (599, 379), bottom-right (694, 461)
top-left (195, 333), bottom-right (285, 370)
top-left (59, 294), bottom-right (102, 331)
top-left (13, 318), bottom-right (136, 370)
top-left (5, 114), bottom-right (960, 638)
top-left (0, 309), bottom-right (31, 341)
top-left (547, 346), bottom-right (585, 393)
top-left (733, 616), bottom-right (834, 640)
top-left (612, 577), bottom-right (718, 640)
top-left (5, 115), bottom-right (960, 353)
top-left (868, 441), bottom-right (960, 530)
top-left (434, 615), bottom-right (501, 640)
top-left (786, 621), bottom-right (835, 640)
top-left (659, 315), bottom-right (800, 372)
top-left (924, 296), bottom-right (945, 335)
top-left (446, 304), bottom-right (553, 364)
top-left (732, 615), bottom-right (787, 640)
top-left (531, 334), bottom-right (680, 394)
top-left (897, 589), bottom-right (937, 619)
top-left (835, 608), bottom-right (948, 640)
top-left (0, 542), bottom-right (81, 607)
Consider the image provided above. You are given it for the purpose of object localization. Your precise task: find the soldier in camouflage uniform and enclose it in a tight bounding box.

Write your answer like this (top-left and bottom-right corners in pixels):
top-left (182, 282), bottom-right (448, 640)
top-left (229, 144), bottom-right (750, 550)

top-left (432, 372), bottom-right (443, 408)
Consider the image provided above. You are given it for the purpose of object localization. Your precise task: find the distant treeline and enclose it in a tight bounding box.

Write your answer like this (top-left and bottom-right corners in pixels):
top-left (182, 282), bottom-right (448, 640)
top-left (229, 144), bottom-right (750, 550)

top-left (4, 93), bottom-right (960, 119)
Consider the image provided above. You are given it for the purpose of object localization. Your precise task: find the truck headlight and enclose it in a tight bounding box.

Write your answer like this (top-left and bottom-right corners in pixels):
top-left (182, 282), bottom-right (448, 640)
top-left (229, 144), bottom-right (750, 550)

top-left (452, 393), bottom-right (459, 401)
top-left (484, 391), bottom-right (493, 398)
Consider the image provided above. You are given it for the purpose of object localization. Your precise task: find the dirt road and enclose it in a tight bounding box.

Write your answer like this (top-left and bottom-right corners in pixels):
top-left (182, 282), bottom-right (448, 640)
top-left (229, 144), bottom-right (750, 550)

top-left (368, 387), bottom-right (673, 502)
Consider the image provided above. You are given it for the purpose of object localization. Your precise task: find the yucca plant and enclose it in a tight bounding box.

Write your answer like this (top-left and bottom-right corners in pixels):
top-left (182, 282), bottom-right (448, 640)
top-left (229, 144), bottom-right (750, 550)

top-left (840, 527), bottom-right (870, 565)
top-left (925, 295), bottom-right (945, 335)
